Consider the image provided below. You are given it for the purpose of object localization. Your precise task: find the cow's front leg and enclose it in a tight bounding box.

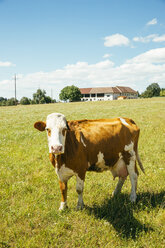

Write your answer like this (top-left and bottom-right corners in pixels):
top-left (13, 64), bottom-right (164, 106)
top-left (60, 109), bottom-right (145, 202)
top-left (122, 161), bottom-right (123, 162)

top-left (76, 175), bottom-right (84, 210)
top-left (59, 181), bottom-right (68, 210)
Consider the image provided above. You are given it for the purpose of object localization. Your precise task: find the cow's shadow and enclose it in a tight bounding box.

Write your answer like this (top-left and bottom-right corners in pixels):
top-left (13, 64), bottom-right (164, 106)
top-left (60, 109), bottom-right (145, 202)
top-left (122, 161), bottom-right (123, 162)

top-left (85, 191), bottom-right (165, 239)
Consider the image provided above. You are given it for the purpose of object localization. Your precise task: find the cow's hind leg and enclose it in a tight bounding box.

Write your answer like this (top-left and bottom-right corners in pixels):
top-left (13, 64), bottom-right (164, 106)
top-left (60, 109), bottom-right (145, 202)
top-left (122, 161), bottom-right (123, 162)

top-left (128, 163), bottom-right (138, 202)
top-left (76, 175), bottom-right (84, 210)
top-left (124, 142), bottom-right (138, 202)
top-left (59, 181), bottom-right (68, 210)
top-left (112, 177), bottom-right (126, 197)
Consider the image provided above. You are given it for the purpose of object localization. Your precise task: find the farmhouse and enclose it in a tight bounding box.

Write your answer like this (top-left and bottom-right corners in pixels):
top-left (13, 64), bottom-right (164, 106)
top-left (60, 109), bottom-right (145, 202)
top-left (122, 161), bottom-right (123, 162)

top-left (80, 86), bottom-right (138, 101)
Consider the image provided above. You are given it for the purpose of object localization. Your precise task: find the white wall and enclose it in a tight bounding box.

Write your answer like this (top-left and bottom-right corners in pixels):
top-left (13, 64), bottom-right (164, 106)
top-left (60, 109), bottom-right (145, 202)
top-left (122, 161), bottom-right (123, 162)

top-left (81, 93), bottom-right (137, 101)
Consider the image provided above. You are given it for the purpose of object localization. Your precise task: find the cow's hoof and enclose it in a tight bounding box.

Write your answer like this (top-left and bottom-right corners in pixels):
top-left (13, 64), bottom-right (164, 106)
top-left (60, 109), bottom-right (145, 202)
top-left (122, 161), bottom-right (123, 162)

top-left (112, 190), bottom-right (119, 198)
top-left (59, 201), bottom-right (68, 211)
top-left (130, 194), bottom-right (137, 203)
top-left (76, 203), bottom-right (84, 210)
top-left (112, 191), bottom-right (116, 197)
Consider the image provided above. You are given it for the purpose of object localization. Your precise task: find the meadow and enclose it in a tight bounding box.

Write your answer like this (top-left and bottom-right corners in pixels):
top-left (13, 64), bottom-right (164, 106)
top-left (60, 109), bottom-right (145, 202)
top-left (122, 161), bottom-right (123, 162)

top-left (0, 98), bottom-right (165, 248)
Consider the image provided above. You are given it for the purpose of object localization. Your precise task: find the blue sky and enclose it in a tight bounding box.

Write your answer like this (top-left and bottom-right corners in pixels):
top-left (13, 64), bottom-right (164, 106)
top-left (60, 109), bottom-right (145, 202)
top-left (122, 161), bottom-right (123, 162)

top-left (0, 0), bottom-right (165, 100)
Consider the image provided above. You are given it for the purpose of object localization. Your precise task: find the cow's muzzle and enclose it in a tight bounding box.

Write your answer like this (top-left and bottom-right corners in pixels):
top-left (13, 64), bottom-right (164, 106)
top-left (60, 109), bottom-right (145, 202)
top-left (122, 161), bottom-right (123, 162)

top-left (51, 145), bottom-right (63, 154)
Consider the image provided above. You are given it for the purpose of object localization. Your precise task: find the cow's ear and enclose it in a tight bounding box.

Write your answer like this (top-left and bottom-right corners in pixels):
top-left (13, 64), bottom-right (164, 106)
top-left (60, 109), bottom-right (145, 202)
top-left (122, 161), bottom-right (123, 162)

top-left (34, 121), bottom-right (46, 131)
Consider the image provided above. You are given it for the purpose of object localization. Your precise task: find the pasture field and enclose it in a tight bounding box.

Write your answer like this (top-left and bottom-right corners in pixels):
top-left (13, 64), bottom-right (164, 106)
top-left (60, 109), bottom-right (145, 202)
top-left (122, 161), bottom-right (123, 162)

top-left (0, 98), bottom-right (165, 248)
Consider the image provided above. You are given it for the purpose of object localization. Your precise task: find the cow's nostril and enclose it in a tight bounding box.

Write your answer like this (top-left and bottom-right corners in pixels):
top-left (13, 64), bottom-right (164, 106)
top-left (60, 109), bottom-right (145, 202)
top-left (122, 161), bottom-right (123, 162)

top-left (59, 145), bottom-right (62, 152)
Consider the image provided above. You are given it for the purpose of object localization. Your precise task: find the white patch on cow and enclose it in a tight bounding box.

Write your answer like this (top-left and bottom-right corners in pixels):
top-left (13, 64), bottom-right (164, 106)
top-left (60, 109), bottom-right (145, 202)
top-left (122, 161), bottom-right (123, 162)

top-left (81, 135), bottom-right (86, 147)
top-left (125, 141), bottom-right (136, 160)
top-left (124, 141), bottom-right (134, 151)
top-left (124, 141), bottom-right (137, 202)
top-left (88, 162), bottom-right (91, 168)
top-left (59, 201), bottom-right (67, 211)
top-left (120, 117), bottom-right (129, 127)
top-left (76, 176), bottom-right (84, 210)
top-left (96, 152), bottom-right (105, 169)
top-left (124, 141), bottom-right (136, 158)
top-left (96, 152), bottom-right (109, 171)
top-left (56, 164), bottom-right (75, 182)
top-left (46, 113), bottom-right (68, 154)
top-left (96, 152), bottom-right (105, 166)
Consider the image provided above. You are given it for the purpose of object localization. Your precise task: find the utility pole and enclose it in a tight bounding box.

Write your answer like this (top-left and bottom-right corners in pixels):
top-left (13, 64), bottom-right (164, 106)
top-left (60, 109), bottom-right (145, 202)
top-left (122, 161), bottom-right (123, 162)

top-left (14, 74), bottom-right (17, 105)
top-left (51, 88), bottom-right (53, 99)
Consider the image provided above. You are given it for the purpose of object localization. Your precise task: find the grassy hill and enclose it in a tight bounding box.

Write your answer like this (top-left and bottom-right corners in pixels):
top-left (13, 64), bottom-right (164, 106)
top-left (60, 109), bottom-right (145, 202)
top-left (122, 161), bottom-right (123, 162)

top-left (0, 98), bottom-right (165, 248)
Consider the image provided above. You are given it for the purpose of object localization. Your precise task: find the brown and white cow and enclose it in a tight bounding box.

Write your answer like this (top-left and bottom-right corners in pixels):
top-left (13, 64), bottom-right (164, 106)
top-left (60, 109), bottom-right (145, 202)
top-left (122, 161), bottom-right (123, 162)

top-left (34, 113), bottom-right (144, 210)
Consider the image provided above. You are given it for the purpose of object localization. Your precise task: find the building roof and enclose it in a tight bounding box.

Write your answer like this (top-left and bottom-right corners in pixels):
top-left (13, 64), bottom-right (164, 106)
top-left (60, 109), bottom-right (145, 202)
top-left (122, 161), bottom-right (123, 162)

top-left (116, 86), bottom-right (137, 94)
top-left (80, 88), bottom-right (92, 94)
top-left (90, 87), bottom-right (119, 94)
top-left (80, 86), bottom-right (137, 94)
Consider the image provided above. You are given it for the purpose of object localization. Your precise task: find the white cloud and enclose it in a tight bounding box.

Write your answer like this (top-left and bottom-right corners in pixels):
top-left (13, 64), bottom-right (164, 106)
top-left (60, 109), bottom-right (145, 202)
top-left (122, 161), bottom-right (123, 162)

top-left (153, 34), bottom-right (165, 42)
top-left (0, 61), bottom-right (15, 67)
top-left (103, 54), bottom-right (111, 58)
top-left (133, 34), bottom-right (157, 43)
top-left (146, 18), bottom-right (157, 26)
top-left (104, 33), bottom-right (130, 47)
top-left (125, 47), bottom-right (165, 64)
top-left (133, 34), bottom-right (165, 43)
top-left (1, 47), bottom-right (165, 99)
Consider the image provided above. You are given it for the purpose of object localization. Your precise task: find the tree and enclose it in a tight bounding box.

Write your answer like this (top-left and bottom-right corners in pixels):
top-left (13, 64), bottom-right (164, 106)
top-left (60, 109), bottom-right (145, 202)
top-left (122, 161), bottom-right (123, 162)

top-left (141, 90), bottom-right (153, 98)
top-left (0, 97), bottom-right (7, 102)
top-left (147, 83), bottom-right (161, 96)
top-left (32, 89), bottom-right (55, 104)
top-left (141, 83), bottom-right (161, 98)
top-left (45, 95), bottom-right (52, 103)
top-left (6, 98), bottom-right (18, 106)
top-left (20, 97), bottom-right (31, 105)
top-left (160, 88), bottom-right (165, 97)
top-left (59, 85), bottom-right (82, 102)
top-left (0, 97), bottom-right (7, 106)
top-left (33, 89), bottom-right (46, 104)
top-left (137, 91), bottom-right (141, 97)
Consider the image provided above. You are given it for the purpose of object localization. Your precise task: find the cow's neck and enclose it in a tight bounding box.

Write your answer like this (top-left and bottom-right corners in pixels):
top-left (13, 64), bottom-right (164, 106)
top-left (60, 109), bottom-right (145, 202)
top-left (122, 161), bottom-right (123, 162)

top-left (54, 130), bottom-right (79, 166)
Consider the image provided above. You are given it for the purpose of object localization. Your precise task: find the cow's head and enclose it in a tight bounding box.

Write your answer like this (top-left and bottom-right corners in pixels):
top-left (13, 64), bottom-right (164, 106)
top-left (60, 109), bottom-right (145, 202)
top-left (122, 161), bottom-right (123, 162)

top-left (34, 113), bottom-right (70, 154)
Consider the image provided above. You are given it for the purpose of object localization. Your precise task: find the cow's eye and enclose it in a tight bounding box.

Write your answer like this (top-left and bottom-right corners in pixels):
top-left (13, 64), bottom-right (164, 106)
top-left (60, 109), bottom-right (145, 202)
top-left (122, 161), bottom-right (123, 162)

top-left (46, 128), bottom-right (51, 136)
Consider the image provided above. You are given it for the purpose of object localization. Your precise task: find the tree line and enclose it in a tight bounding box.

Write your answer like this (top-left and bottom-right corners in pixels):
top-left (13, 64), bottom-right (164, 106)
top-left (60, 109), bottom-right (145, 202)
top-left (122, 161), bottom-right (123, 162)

top-left (0, 89), bottom-right (56, 106)
top-left (0, 83), bottom-right (164, 106)
top-left (0, 85), bottom-right (81, 106)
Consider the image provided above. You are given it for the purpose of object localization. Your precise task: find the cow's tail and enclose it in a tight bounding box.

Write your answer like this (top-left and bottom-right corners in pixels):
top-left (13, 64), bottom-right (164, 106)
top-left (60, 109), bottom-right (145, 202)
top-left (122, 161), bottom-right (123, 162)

top-left (136, 150), bottom-right (145, 174)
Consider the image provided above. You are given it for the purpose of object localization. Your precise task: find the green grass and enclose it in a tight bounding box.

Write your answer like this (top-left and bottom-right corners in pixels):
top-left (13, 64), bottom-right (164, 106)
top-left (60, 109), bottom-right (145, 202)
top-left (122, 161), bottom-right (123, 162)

top-left (0, 98), bottom-right (165, 248)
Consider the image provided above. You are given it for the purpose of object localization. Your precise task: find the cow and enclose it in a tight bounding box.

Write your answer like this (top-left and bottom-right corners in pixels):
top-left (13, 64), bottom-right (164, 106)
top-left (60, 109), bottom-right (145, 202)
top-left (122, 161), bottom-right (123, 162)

top-left (34, 113), bottom-right (144, 210)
